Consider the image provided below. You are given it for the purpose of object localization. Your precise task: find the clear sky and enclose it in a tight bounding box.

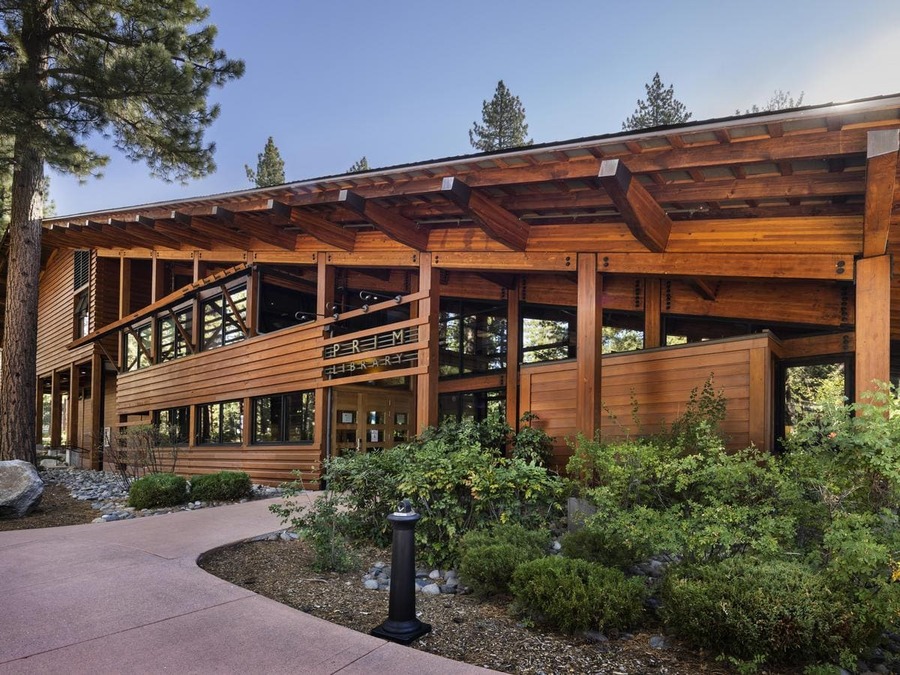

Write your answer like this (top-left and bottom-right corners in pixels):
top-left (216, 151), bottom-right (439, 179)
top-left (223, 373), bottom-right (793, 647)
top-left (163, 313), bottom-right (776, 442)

top-left (49, 0), bottom-right (900, 217)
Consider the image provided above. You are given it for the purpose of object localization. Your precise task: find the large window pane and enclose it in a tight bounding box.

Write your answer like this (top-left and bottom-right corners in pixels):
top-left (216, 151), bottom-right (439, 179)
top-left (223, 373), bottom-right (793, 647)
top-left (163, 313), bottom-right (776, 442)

top-left (252, 391), bottom-right (314, 444)
top-left (201, 284), bottom-right (247, 351)
top-left (196, 400), bottom-right (243, 445)
top-left (158, 306), bottom-right (192, 362)
top-left (157, 407), bottom-right (190, 445)
top-left (439, 299), bottom-right (506, 377)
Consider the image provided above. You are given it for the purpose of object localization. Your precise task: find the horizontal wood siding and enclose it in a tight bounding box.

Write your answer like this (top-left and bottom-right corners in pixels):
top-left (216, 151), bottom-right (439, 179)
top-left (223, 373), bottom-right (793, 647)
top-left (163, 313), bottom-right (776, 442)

top-left (36, 250), bottom-right (95, 376)
top-left (520, 334), bottom-right (776, 468)
top-left (116, 321), bottom-right (323, 411)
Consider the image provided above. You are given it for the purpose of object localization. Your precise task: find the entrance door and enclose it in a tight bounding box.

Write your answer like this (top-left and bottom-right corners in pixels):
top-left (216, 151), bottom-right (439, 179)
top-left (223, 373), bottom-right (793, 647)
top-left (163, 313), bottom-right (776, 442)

top-left (332, 386), bottom-right (412, 456)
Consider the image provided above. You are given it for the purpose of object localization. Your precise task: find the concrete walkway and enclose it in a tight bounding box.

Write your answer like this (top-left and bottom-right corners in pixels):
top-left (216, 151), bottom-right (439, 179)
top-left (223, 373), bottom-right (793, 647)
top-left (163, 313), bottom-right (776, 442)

top-left (0, 499), bottom-right (493, 674)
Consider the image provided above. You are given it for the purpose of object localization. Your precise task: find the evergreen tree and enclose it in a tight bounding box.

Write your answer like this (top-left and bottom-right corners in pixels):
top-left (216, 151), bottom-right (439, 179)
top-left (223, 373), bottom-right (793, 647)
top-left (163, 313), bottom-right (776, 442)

top-left (622, 73), bottom-right (692, 131)
top-left (348, 156), bottom-right (369, 172)
top-left (245, 136), bottom-right (285, 187)
top-left (0, 1), bottom-right (243, 463)
top-left (469, 80), bottom-right (532, 151)
top-left (737, 90), bottom-right (805, 115)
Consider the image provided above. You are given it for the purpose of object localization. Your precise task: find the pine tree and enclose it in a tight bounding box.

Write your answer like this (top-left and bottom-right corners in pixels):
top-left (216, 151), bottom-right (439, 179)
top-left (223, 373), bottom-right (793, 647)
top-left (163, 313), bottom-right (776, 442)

top-left (348, 156), bottom-right (369, 172)
top-left (0, 1), bottom-right (243, 463)
top-left (737, 90), bottom-right (805, 115)
top-left (245, 137), bottom-right (285, 187)
top-left (469, 80), bottom-right (532, 151)
top-left (622, 73), bottom-right (692, 131)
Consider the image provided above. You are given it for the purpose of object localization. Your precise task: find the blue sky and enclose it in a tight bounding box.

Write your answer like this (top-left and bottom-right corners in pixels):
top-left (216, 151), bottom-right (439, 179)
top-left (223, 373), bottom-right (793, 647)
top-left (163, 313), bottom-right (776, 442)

top-left (50, 0), bottom-right (900, 216)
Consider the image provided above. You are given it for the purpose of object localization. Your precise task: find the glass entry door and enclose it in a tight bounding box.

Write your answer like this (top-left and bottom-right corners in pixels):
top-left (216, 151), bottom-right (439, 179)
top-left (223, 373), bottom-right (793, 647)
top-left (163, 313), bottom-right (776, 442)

top-left (332, 386), bottom-right (412, 456)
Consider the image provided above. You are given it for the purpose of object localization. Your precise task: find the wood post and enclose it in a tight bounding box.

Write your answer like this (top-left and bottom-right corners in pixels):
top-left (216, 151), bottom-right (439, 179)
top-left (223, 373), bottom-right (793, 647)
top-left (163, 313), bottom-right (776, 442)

top-left (90, 353), bottom-right (103, 469)
top-left (415, 253), bottom-right (440, 434)
top-left (50, 370), bottom-right (62, 448)
top-left (506, 277), bottom-right (521, 431)
top-left (317, 254), bottom-right (335, 319)
top-left (576, 253), bottom-right (602, 438)
top-left (854, 255), bottom-right (891, 400)
top-left (643, 277), bottom-right (661, 348)
top-left (67, 363), bottom-right (79, 453)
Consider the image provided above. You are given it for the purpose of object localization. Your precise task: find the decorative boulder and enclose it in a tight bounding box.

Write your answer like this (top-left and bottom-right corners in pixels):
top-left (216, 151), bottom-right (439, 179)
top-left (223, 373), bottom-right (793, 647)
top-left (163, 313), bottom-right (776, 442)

top-left (0, 460), bottom-right (44, 519)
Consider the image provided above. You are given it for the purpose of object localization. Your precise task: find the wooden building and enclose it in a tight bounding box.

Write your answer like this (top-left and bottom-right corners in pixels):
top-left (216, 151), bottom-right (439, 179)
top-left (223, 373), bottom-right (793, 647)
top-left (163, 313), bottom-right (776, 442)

top-left (1, 94), bottom-right (899, 484)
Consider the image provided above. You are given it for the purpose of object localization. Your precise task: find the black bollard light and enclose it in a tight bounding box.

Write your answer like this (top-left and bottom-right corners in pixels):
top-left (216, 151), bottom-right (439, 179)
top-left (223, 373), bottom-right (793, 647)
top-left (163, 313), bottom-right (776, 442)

top-left (370, 499), bottom-right (432, 645)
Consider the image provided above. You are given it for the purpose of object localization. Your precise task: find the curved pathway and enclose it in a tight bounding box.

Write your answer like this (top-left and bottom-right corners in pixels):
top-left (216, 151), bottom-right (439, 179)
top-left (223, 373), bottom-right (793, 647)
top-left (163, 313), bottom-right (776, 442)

top-left (0, 499), bottom-right (492, 674)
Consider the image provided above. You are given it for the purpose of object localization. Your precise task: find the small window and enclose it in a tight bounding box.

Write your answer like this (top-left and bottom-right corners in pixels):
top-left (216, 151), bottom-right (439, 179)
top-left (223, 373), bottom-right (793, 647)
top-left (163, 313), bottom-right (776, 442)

top-left (158, 305), bottom-right (193, 362)
top-left (73, 289), bottom-right (90, 338)
top-left (124, 323), bottom-right (152, 371)
top-left (156, 407), bottom-right (190, 445)
top-left (196, 400), bottom-right (243, 445)
top-left (522, 304), bottom-right (575, 363)
top-left (74, 250), bottom-right (90, 290)
top-left (201, 284), bottom-right (247, 351)
top-left (252, 391), bottom-right (315, 444)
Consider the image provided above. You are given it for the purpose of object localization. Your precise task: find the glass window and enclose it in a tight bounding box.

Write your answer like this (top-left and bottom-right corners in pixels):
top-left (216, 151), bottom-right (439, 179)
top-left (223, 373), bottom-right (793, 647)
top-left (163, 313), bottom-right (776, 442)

top-left (257, 269), bottom-right (317, 334)
top-left (158, 305), bottom-right (193, 362)
top-left (196, 400), bottom-right (243, 445)
top-left (124, 323), bottom-right (152, 371)
top-left (439, 299), bottom-right (506, 376)
top-left (202, 284), bottom-right (247, 351)
top-left (156, 407), bottom-right (190, 445)
top-left (252, 391), bottom-right (315, 443)
top-left (438, 389), bottom-right (505, 423)
top-left (522, 304), bottom-right (575, 363)
top-left (74, 290), bottom-right (90, 339)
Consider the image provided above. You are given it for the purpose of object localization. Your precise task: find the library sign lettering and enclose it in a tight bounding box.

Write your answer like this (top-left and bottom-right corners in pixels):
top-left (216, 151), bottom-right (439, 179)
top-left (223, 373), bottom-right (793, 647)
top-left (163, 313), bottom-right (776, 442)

top-left (323, 327), bottom-right (418, 379)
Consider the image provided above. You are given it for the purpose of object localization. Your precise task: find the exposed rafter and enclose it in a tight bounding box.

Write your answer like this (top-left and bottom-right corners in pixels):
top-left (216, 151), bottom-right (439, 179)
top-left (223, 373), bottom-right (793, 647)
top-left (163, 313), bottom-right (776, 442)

top-left (150, 215), bottom-right (213, 250)
top-left (862, 129), bottom-right (899, 257)
top-left (439, 177), bottom-right (529, 251)
top-left (598, 159), bottom-right (672, 252)
top-left (268, 200), bottom-right (356, 251)
top-left (687, 278), bottom-right (719, 301)
top-left (337, 189), bottom-right (428, 251)
top-left (210, 206), bottom-right (297, 251)
top-left (175, 212), bottom-right (248, 249)
top-left (107, 217), bottom-right (182, 250)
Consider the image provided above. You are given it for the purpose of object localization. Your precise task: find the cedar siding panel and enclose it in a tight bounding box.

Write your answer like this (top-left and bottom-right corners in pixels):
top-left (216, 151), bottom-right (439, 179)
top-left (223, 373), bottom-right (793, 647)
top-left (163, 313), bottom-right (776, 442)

top-left (521, 334), bottom-right (775, 469)
top-left (36, 250), bottom-right (94, 376)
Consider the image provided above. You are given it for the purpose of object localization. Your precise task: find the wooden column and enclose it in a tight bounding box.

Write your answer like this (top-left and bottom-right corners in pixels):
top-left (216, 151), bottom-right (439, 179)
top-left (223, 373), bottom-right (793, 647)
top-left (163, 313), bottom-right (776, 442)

top-left (415, 253), bottom-right (440, 434)
top-left (576, 253), bottom-right (602, 438)
top-left (643, 277), bottom-right (661, 348)
top-left (90, 354), bottom-right (103, 469)
top-left (316, 255), bottom-right (335, 471)
top-left (118, 257), bottom-right (131, 319)
top-left (247, 266), bottom-right (260, 338)
top-left (855, 255), bottom-right (891, 400)
top-left (50, 370), bottom-right (62, 448)
top-left (34, 378), bottom-right (44, 446)
top-left (67, 363), bottom-right (79, 453)
top-left (862, 130), bottom-right (899, 258)
top-left (505, 277), bottom-right (521, 431)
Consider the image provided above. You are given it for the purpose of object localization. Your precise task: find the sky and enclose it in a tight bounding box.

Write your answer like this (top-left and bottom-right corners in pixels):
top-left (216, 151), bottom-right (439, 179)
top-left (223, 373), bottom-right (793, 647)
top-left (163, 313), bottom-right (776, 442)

top-left (49, 0), bottom-right (900, 217)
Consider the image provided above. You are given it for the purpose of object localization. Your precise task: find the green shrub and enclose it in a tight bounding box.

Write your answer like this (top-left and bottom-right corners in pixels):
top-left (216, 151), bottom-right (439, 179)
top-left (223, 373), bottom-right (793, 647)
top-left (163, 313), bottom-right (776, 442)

top-left (661, 556), bottom-right (893, 670)
top-left (270, 472), bottom-right (356, 573)
top-left (458, 523), bottom-right (550, 595)
top-left (511, 412), bottom-right (555, 466)
top-left (128, 473), bottom-right (188, 509)
top-left (512, 557), bottom-right (645, 633)
top-left (560, 527), bottom-right (637, 570)
top-left (190, 471), bottom-right (252, 502)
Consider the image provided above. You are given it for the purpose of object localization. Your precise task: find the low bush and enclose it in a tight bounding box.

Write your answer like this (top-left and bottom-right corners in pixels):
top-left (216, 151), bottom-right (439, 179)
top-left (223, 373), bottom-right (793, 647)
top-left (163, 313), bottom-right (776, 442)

top-left (512, 557), bottom-right (645, 634)
top-left (560, 527), bottom-right (636, 570)
top-left (189, 471), bottom-right (252, 502)
top-left (458, 523), bottom-right (550, 595)
top-left (661, 556), bottom-right (893, 671)
top-left (128, 473), bottom-right (188, 509)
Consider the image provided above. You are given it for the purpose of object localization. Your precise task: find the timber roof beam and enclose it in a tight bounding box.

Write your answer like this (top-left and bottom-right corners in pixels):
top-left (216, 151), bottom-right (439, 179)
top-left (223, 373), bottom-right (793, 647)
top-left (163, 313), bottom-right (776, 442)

top-left (174, 212), bottom-right (249, 249)
top-left (337, 189), bottom-right (429, 251)
top-left (440, 177), bottom-right (530, 251)
top-left (210, 206), bottom-right (297, 251)
top-left (268, 200), bottom-right (356, 251)
top-left (107, 217), bottom-right (183, 250)
top-left (598, 159), bottom-right (672, 252)
top-left (862, 129), bottom-right (899, 257)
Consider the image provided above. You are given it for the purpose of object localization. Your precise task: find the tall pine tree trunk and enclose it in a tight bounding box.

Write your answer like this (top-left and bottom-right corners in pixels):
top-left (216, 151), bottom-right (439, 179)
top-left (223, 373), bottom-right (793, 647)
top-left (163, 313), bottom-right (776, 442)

top-left (0, 145), bottom-right (43, 463)
top-left (0, 2), bottom-right (49, 463)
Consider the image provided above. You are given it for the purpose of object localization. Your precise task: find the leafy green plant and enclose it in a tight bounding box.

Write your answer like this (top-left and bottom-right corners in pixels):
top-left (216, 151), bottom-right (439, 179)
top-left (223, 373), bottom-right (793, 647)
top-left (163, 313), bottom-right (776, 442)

top-left (189, 471), bottom-right (252, 502)
top-left (661, 556), bottom-right (888, 670)
top-left (511, 411), bottom-right (554, 466)
top-left (458, 523), bottom-right (550, 596)
top-left (270, 468), bottom-right (356, 573)
top-left (511, 557), bottom-right (645, 633)
top-left (560, 527), bottom-right (636, 570)
top-left (128, 473), bottom-right (188, 509)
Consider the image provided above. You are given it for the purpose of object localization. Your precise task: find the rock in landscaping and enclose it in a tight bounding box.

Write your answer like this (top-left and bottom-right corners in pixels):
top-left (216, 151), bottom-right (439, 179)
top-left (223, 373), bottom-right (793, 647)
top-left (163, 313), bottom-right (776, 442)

top-left (364, 579), bottom-right (380, 590)
top-left (0, 460), bottom-right (44, 519)
top-left (422, 583), bottom-right (441, 595)
top-left (649, 635), bottom-right (669, 649)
